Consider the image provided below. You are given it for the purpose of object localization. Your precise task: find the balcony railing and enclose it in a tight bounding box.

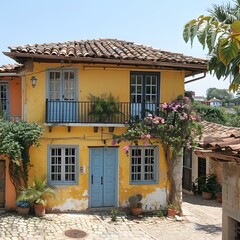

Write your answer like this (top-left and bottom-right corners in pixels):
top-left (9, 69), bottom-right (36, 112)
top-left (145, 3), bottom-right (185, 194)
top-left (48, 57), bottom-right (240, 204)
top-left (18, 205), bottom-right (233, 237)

top-left (45, 100), bottom-right (162, 124)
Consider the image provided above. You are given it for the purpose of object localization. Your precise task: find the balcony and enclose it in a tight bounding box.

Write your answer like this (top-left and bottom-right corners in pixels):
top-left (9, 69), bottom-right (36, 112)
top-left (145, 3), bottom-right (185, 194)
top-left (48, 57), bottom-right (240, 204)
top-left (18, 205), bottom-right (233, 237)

top-left (45, 100), bottom-right (161, 125)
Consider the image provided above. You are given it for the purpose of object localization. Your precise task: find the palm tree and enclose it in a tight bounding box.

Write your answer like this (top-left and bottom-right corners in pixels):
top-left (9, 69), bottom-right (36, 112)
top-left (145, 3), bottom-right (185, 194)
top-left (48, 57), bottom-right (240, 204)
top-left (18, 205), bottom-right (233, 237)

top-left (183, 0), bottom-right (240, 92)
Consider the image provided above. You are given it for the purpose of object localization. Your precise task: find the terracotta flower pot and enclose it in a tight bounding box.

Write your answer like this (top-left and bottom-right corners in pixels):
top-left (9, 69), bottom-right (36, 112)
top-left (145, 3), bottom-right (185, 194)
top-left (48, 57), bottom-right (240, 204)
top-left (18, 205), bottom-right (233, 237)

top-left (34, 204), bottom-right (46, 217)
top-left (202, 191), bottom-right (212, 200)
top-left (131, 208), bottom-right (143, 216)
top-left (17, 207), bottom-right (30, 215)
top-left (167, 208), bottom-right (177, 218)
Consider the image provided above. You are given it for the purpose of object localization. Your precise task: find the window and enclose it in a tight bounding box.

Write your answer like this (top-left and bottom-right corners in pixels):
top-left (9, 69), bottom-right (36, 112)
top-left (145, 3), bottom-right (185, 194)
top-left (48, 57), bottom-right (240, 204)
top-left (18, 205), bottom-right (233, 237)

top-left (130, 72), bottom-right (160, 119)
top-left (48, 145), bottom-right (78, 185)
top-left (48, 69), bottom-right (77, 101)
top-left (130, 146), bottom-right (158, 184)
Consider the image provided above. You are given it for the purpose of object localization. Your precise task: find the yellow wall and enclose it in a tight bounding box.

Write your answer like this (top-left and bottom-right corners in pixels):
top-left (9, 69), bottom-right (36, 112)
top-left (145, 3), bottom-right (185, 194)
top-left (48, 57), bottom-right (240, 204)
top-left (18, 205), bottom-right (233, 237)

top-left (25, 63), bottom-right (184, 211)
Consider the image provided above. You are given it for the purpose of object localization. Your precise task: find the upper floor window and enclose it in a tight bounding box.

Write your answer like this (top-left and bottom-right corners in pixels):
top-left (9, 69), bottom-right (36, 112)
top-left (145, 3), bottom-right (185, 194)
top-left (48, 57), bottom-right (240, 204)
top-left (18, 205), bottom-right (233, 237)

top-left (130, 146), bottom-right (158, 184)
top-left (47, 69), bottom-right (77, 101)
top-left (130, 72), bottom-right (160, 119)
top-left (48, 145), bottom-right (79, 185)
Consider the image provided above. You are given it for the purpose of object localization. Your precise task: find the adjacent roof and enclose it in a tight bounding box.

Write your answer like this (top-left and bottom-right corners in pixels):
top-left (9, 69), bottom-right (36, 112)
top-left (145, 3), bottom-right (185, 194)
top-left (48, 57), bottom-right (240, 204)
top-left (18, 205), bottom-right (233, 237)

top-left (209, 97), bottom-right (222, 102)
top-left (196, 121), bottom-right (240, 163)
top-left (0, 63), bottom-right (22, 73)
top-left (3, 39), bottom-right (207, 76)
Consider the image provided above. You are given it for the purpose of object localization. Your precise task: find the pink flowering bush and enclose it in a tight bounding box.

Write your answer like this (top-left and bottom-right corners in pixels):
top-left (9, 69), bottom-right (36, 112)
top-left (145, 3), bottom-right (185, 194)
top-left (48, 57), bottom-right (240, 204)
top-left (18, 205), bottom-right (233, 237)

top-left (113, 96), bottom-right (202, 210)
top-left (114, 96), bottom-right (201, 152)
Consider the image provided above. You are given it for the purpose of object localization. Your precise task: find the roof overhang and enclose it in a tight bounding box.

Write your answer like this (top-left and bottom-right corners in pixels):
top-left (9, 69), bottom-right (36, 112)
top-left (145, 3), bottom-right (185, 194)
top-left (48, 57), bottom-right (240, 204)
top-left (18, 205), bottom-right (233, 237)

top-left (194, 148), bottom-right (240, 164)
top-left (3, 52), bottom-right (207, 77)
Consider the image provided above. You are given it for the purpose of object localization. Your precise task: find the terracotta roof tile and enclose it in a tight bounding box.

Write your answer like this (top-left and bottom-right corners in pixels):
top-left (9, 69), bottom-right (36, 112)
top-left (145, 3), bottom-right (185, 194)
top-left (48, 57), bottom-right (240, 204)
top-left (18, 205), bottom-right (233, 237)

top-left (0, 63), bottom-right (22, 73)
top-left (6, 38), bottom-right (207, 66)
top-left (199, 121), bottom-right (240, 152)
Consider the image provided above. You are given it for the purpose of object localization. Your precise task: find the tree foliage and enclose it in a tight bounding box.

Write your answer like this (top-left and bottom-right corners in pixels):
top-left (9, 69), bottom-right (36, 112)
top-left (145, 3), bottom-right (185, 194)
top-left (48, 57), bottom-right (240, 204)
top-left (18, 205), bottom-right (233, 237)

top-left (0, 119), bottom-right (43, 190)
top-left (206, 87), bottom-right (234, 102)
top-left (225, 106), bottom-right (240, 126)
top-left (193, 101), bottom-right (226, 124)
top-left (183, 0), bottom-right (240, 92)
top-left (113, 96), bottom-right (202, 211)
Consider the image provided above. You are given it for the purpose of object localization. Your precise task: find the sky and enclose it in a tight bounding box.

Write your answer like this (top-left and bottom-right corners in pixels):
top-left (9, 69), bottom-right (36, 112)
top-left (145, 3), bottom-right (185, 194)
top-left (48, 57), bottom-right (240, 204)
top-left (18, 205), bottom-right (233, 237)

top-left (0, 0), bottom-right (230, 96)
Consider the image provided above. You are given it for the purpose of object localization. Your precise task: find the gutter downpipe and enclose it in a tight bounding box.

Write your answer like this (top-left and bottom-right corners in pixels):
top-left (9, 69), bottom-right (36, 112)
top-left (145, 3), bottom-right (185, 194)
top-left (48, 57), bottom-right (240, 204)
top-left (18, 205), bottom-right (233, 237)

top-left (184, 72), bottom-right (206, 84)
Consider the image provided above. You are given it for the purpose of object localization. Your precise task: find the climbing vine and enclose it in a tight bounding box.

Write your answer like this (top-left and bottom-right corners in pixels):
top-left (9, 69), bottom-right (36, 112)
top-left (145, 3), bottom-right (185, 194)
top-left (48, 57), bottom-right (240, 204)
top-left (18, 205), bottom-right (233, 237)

top-left (0, 119), bottom-right (43, 191)
top-left (113, 96), bottom-right (202, 212)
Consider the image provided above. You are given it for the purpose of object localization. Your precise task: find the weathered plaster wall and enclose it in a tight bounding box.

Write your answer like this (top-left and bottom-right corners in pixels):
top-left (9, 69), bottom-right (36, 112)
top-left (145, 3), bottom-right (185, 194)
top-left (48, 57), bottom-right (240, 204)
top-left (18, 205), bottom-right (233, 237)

top-left (222, 163), bottom-right (240, 240)
top-left (25, 62), bottom-right (184, 211)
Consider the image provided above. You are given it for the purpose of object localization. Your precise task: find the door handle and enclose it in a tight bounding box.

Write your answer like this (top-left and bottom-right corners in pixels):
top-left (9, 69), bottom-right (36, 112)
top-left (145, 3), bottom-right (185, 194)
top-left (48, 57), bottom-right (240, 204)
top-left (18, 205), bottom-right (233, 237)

top-left (91, 174), bottom-right (93, 184)
top-left (101, 176), bottom-right (103, 185)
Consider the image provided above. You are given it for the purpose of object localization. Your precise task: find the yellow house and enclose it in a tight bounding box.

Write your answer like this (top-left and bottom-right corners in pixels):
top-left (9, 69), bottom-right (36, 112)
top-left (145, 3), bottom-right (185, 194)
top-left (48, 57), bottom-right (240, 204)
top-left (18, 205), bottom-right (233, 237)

top-left (3, 39), bottom-right (207, 211)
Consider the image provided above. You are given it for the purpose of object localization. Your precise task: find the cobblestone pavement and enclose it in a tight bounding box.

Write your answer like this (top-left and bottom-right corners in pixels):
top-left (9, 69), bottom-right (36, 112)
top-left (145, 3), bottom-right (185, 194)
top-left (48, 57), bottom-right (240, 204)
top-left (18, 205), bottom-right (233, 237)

top-left (0, 194), bottom-right (222, 240)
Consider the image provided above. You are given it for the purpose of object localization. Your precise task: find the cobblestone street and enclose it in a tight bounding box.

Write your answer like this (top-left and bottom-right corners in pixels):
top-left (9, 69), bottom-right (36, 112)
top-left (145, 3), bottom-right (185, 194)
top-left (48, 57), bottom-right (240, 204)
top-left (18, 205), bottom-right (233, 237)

top-left (0, 194), bottom-right (222, 240)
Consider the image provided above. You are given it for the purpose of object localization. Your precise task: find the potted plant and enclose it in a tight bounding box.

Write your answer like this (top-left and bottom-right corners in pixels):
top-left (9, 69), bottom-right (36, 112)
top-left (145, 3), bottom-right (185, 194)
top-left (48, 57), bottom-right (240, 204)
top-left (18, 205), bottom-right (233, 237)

top-left (128, 194), bottom-right (143, 216)
top-left (167, 203), bottom-right (178, 218)
top-left (16, 200), bottom-right (30, 215)
top-left (17, 177), bottom-right (56, 217)
top-left (88, 93), bottom-right (123, 131)
top-left (195, 174), bottom-right (218, 200)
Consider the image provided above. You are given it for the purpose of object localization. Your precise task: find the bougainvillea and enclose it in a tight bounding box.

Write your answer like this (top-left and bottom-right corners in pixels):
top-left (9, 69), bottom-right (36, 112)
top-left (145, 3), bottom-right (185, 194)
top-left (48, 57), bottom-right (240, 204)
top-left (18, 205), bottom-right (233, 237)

top-left (114, 96), bottom-right (202, 212)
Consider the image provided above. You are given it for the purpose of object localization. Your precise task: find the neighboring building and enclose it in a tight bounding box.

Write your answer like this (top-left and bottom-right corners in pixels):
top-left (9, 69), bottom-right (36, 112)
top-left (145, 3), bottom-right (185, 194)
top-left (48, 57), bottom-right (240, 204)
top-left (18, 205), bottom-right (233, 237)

top-left (0, 64), bottom-right (22, 121)
top-left (2, 39), bottom-right (207, 211)
top-left (208, 97), bottom-right (222, 107)
top-left (0, 64), bottom-right (22, 209)
top-left (193, 95), bottom-right (207, 103)
top-left (183, 121), bottom-right (240, 239)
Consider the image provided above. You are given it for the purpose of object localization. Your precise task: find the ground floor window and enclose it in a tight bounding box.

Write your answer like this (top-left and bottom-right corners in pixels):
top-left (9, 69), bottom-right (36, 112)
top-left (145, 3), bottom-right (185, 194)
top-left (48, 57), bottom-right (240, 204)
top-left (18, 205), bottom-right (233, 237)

top-left (130, 146), bottom-right (158, 184)
top-left (48, 145), bottom-right (78, 185)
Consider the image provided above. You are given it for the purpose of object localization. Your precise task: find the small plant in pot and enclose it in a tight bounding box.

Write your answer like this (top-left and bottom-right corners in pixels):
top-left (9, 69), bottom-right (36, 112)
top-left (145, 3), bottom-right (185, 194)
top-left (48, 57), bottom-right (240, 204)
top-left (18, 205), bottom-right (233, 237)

top-left (88, 93), bottom-right (123, 128)
top-left (167, 203), bottom-right (178, 218)
top-left (16, 200), bottom-right (30, 215)
top-left (17, 177), bottom-right (56, 217)
top-left (128, 194), bottom-right (143, 216)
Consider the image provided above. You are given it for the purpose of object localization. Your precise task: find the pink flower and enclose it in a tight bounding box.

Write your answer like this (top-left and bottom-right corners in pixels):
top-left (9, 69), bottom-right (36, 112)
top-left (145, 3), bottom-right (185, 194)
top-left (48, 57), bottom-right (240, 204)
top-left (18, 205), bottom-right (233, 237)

top-left (147, 114), bottom-right (153, 120)
top-left (111, 140), bottom-right (116, 145)
top-left (160, 117), bottom-right (165, 124)
top-left (143, 141), bottom-right (149, 146)
top-left (169, 125), bottom-right (173, 129)
top-left (146, 134), bottom-right (151, 139)
top-left (123, 145), bottom-right (130, 153)
top-left (162, 103), bottom-right (168, 109)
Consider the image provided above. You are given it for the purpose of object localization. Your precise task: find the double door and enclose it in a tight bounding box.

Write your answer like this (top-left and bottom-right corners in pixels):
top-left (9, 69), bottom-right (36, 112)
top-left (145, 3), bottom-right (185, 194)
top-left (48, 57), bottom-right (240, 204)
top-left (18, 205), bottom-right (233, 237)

top-left (90, 148), bottom-right (118, 207)
top-left (46, 70), bottom-right (78, 122)
top-left (130, 72), bottom-right (160, 119)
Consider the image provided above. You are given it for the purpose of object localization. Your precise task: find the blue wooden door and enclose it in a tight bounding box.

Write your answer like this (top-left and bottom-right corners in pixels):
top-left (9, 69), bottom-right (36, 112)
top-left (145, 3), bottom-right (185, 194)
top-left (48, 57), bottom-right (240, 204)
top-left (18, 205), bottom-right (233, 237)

top-left (90, 148), bottom-right (118, 208)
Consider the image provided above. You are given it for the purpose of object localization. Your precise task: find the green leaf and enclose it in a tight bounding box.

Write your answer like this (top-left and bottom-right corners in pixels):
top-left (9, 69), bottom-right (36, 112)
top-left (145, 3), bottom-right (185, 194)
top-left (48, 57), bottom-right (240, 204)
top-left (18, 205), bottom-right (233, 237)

top-left (197, 21), bottom-right (209, 49)
top-left (190, 23), bottom-right (198, 47)
top-left (206, 25), bottom-right (217, 53)
top-left (229, 73), bottom-right (240, 92)
top-left (218, 38), bottom-right (238, 65)
top-left (183, 23), bottom-right (190, 43)
top-left (231, 21), bottom-right (240, 33)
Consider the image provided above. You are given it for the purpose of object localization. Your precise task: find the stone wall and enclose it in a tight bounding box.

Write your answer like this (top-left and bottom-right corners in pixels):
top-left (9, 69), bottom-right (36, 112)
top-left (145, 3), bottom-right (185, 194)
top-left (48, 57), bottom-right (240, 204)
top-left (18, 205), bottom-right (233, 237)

top-left (222, 162), bottom-right (240, 240)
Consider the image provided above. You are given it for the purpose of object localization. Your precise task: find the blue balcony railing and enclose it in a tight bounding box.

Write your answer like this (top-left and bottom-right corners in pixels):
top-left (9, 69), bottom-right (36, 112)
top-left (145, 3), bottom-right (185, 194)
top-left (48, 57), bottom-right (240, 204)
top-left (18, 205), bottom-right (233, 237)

top-left (45, 99), bottom-right (162, 124)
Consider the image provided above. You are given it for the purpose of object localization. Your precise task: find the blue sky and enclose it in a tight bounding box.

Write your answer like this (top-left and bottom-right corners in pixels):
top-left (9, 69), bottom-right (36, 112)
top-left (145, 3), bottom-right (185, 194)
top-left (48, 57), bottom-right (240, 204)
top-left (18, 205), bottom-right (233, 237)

top-left (0, 0), bottom-right (230, 96)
